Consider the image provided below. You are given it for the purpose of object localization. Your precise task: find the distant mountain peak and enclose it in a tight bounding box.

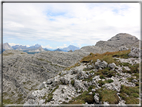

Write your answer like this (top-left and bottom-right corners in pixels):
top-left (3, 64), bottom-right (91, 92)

top-left (108, 33), bottom-right (139, 41)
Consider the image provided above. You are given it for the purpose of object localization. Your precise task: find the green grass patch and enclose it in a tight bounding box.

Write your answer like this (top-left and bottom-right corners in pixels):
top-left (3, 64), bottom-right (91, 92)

top-left (95, 67), bottom-right (116, 78)
top-left (37, 58), bottom-right (45, 61)
top-left (3, 52), bottom-right (14, 56)
top-left (45, 85), bottom-right (59, 103)
top-left (122, 63), bottom-right (139, 74)
top-left (66, 91), bottom-right (94, 104)
top-left (71, 80), bottom-right (75, 86)
top-left (96, 88), bottom-right (119, 104)
top-left (120, 85), bottom-right (139, 104)
top-left (81, 50), bottom-right (131, 64)
top-left (64, 63), bottom-right (80, 71)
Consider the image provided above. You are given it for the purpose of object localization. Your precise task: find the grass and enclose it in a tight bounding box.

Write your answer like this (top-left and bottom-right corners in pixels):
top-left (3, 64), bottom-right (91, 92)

top-left (96, 88), bottom-right (119, 104)
top-left (80, 50), bottom-right (131, 64)
top-left (120, 85), bottom-right (139, 104)
top-left (64, 63), bottom-right (80, 70)
top-left (95, 67), bottom-right (116, 78)
top-left (98, 79), bottom-right (114, 87)
top-left (65, 91), bottom-right (95, 104)
top-left (37, 58), bottom-right (45, 61)
top-left (122, 63), bottom-right (139, 74)
top-left (44, 85), bottom-right (59, 103)
top-left (71, 80), bottom-right (75, 86)
top-left (3, 52), bottom-right (14, 56)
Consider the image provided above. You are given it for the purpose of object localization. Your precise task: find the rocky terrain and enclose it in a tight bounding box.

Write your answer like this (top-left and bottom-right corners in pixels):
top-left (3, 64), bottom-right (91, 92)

top-left (75, 33), bottom-right (139, 54)
top-left (23, 47), bottom-right (140, 106)
top-left (2, 33), bottom-right (141, 106)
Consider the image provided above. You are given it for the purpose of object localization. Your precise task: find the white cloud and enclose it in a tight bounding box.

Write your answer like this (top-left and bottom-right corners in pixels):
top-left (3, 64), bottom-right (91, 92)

top-left (57, 44), bottom-right (67, 49)
top-left (42, 45), bottom-right (53, 49)
top-left (3, 3), bottom-right (140, 46)
top-left (9, 43), bottom-right (20, 46)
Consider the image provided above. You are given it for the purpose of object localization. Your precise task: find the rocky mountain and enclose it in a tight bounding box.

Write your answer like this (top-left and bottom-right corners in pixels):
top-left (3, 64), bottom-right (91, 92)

top-left (11, 44), bottom-right (45, 53)
top-left (2, 33), bottom-right (141, 105)
top-left (54, 48), bottom-right (62, 51)
top-left (75, 33), bottom-right (140, 54)
top-left (3, 43), bottom-right (13, 50)
top-left (12, 45), bottom-right (27, 50)
top-left (62, 45), bottom-right (80, 52)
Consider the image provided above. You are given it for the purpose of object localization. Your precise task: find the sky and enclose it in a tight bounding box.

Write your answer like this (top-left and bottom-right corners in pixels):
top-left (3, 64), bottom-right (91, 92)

top-left (3, 3), bottom-right (140, 49)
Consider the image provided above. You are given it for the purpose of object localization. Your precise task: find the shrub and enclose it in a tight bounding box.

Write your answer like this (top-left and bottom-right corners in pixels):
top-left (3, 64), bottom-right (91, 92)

top-left (96, 88), bottom-right (119, 104)
top-left (100, 75), bottom-right (105, 79)
top-left (98, 80), bottom-right (105, 87)
top-left (120, 85), bottom-right (139, 104)
top-left (71, 80), bottom-right (75, 86)
top-left (107, 79), bottom-right (113, 83)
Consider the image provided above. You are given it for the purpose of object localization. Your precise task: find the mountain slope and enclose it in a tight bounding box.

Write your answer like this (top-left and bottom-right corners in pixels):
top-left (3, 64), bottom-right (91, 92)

top-left (62, 45), bottom-right (80, 52)
top-left (75, 33), bottom-right (139, 54)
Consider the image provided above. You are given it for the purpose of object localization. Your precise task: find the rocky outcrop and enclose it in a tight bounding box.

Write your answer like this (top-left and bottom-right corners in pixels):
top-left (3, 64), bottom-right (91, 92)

top-left (128, 47), bottom-right (140, 57)
top-left (3, 50), bottom-right (87, 104)
top-left (95, 33), bottom-right (139, 53)
top-left (95, 59), bottom-right (108, 69)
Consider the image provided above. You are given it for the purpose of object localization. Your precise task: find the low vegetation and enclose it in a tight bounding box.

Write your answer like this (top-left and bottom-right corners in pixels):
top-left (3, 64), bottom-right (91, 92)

top-left (120, 85), bottom-right (139, 104)
top-left (65, 91), bottom-right (95, 104)
top-left (3, 52), bottom-right (14, 56)
top-left (96, 88), bottom-right (119, 104)
top-left (64, 63), bottom-right (80, 70)
top-left (95, 67), bottom-right (116, 78)
top-left (81, 50), bottom-right (131, 64)
top-left (44, 85), bottom-right (59, 103)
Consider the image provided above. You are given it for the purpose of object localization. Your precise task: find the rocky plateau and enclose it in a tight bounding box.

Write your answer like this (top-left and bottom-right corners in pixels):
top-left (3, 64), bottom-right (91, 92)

top-left (2, 33), bottom-right (141, 106)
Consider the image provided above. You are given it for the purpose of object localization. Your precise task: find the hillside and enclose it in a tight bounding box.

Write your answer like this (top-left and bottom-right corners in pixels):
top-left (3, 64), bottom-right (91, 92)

top-left (23, 48), bottom-right (140, 105)
top-left (2, 33), bottom-right (141, 106)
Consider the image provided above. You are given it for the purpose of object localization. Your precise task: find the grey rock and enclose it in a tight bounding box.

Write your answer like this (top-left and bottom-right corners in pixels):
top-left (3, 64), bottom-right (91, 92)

top-left (94, 93), bottom-right (99, 104)
top-left (129, 47), bottom-right (140, 57)
top-left (104, 102), bottom-right (109, 106)
top-left (74, 79), bottom-right (86, 90)
top-left (60, 77), bottom-right (69, 85)
top-left (87, 65), bottom-right (94, 69)
top-left (89, 92), bottom-right (92, 95)
top-left (92, 89), bottom-right (96, 92)
top-left (108, 63), bottom-right (116, 70)
top-left (119, 46), bottom-right (129, 51)
top-left (132, 79), bottom-right (138, 83)
top-left (76, 71), bottom-right (88, 80)
top-left (95, 59), bottom-right (108, 69)
top-left (123, 66), bottom-right (130, 71)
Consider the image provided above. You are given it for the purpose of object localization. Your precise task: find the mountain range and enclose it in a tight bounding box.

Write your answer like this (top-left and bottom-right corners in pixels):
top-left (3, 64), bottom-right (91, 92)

top-left (2, 33), bottom-right (141, 105)
top-left (0, 43), bottom-right (80, 54)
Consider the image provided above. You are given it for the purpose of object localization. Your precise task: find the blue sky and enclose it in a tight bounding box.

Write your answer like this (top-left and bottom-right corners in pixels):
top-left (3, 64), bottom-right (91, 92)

top-left (3, 3), bottom-right (140, 49)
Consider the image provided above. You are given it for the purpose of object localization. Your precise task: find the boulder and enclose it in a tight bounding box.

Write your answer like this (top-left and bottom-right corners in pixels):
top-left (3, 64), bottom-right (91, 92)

top-left (94, 93), bottom-right (99, 104)
top-left (95, 59), bottom-right (108, 69)
top-left (87, 64), bottom-right (94, 69)
top-left (70, 68), bottom-right (79, 75)
top-left (76, 71), bottom-right (88, 79)
top-left (119, 46), bottom-right (129, 51)
top-left (108, 63), bottom-right (116, 70)
top-left (104, 102), bottom-right (109, 106)
top-left (60, 77), bottom-right (69, 85)
top-left (132, 79), bottom-right (138, 83)
top-left (74, 79), bottom-right (86, 90)
top-left (128, 47), bottom-right (140, 57)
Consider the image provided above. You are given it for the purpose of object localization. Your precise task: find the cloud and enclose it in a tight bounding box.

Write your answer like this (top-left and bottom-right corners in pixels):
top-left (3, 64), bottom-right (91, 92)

top-left (3, 3), bottom-right (140, 47)
top-left (42, 45), bottom-right (53, 49)
top-left (57, 44), bottom-right (67, 49)
top-left (9, 43), bottom-right (20, 46)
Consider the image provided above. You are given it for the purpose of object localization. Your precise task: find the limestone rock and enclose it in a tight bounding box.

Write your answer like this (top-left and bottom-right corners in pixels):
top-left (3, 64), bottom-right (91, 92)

top-left (95, 59), bottom-right (108, 69)
top-left (119, 46), bottom-right (129, 51)
top-left (129, 47), bottom-right (140, 57)
top-left (108, 63), bottom-right (116, 70)
top-left (94, 93), bottom-right (99, 104)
